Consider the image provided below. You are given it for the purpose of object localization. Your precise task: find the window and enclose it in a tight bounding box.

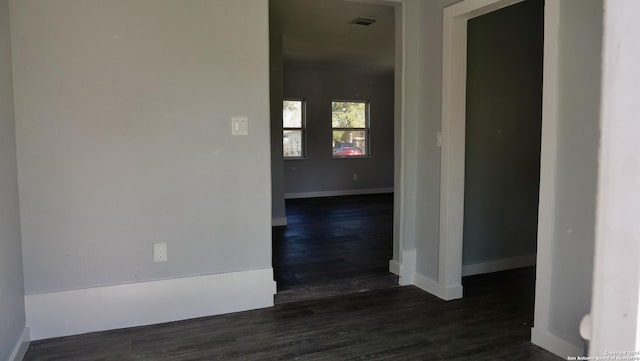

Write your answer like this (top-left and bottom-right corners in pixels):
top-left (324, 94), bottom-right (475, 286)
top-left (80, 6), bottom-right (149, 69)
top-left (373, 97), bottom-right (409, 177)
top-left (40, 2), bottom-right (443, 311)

top-left (283, 100), bottom-right (305, 158)
top-left (331, 101), bottom-right (369, 157)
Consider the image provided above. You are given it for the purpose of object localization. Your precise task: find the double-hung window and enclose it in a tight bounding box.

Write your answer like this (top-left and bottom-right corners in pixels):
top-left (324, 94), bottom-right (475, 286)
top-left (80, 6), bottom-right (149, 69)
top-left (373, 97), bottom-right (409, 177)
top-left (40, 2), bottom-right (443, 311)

top-left (331, 101), bottom-right (369, 157)
top-left (282, 99), bottom-right (305, 158)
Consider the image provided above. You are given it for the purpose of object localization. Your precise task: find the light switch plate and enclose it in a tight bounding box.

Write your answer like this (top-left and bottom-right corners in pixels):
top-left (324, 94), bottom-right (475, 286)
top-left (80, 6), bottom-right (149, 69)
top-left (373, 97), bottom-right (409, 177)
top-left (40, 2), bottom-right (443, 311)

top-left (153, 242), bottom-right (168, 263)
top-left (231, 116), bottom-right (249, 136)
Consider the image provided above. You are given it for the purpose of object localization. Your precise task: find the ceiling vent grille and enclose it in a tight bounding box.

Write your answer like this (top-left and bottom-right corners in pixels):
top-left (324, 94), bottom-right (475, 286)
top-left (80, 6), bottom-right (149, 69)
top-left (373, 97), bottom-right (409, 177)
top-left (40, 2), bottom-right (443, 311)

top-left (350, 17), bottom-right (377, 26)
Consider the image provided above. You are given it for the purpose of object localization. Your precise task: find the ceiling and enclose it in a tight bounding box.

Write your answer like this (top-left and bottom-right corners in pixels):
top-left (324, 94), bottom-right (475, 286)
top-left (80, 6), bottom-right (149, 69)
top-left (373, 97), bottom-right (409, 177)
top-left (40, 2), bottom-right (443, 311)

top-left (271, 0), bottom-right (395, 70)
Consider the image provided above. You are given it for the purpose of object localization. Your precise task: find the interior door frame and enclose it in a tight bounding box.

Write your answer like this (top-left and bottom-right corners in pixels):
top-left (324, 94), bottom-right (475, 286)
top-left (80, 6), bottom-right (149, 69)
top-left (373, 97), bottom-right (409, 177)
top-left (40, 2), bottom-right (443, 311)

top-left (438, 0), bottom-right (558, 317)
top-left (439, 0), bottom-right (527, 300)
top-left (440, 0), bottom-right (562, 351)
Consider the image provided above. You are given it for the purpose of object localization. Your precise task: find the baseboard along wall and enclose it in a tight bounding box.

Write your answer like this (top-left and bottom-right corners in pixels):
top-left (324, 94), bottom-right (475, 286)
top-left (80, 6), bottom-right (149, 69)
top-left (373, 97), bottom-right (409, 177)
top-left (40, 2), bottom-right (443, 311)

top-left (388, 259), bottom-right (400, 275)
top-left (531, 327), bottom-right (585, 359)
top-left (25, 268), bottom-right (276, 341)
top-left (7, 327), bottom-right (29, 361)
top-left (462, 254), bottom-right (537, 277)
top-left (285, 188), bottom-right (394, 199)
top-left (271, 217), bottom-right (288, 227)
top-left (395, 253), bottom-right (535, 301)
top-left (414, 272), bottom-right (464, 301)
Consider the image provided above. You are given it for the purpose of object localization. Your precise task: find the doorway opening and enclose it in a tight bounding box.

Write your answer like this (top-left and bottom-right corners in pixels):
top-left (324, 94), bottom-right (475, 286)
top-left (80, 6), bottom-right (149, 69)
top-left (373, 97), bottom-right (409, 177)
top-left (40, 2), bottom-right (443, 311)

top-left (269, 0), bottom-right (400, 303)
top-left (439, 0), bottom-right (544, 299)
top-left (273, 194), bottom-right (396, 303)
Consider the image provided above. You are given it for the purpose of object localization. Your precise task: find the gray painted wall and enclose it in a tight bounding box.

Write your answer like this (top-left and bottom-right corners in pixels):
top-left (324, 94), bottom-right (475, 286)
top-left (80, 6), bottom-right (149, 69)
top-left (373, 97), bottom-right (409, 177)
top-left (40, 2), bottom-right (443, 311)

top-left (1, 0), bottom-right (603, 352)
top-left (462, 0), bottom-right (543, 265)
top-left (270, 4), bottom-right (287, 222)
top-left (282, 61), bottom-right (394, 195)
top-left (11, 0), bottom-right (272, 294)
top-left (548, 0), bottom-right (601, 347)
top-left (0, 0), bottom-right (26, 357)
top-left (413, 0), bottom-right (461, 279)
top-left (408, 0), bottom-right (600, 350)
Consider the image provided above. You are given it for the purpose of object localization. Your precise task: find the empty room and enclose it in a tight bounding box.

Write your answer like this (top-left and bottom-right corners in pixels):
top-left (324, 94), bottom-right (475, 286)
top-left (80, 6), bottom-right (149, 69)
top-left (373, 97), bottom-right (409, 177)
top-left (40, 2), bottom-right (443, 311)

top-left (1, 0), bottom-right (638, 360)
top-left (270, 0), bottom-right (397, 303)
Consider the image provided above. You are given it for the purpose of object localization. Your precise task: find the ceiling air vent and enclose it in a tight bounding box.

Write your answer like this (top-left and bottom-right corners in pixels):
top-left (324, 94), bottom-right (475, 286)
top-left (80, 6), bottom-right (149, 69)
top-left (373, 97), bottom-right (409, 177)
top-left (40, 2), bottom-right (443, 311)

top-left (350, 17), bottom-right (377, 26)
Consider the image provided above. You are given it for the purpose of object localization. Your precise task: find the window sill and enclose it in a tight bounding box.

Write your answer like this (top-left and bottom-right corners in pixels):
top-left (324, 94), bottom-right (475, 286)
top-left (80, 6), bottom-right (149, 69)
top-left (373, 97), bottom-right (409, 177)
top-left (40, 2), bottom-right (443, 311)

top-left (332, 156), bottom-right (373, 160)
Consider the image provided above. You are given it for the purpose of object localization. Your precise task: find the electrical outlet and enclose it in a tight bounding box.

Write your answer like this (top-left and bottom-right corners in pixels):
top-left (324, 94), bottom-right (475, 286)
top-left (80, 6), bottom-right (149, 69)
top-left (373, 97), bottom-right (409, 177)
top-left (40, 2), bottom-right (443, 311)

top-left (231, 116), bottom-right (249, 136)
top-left (353, 173), bottom-right (358, 181)
top-left (153, 242), bottom-right (168, 263)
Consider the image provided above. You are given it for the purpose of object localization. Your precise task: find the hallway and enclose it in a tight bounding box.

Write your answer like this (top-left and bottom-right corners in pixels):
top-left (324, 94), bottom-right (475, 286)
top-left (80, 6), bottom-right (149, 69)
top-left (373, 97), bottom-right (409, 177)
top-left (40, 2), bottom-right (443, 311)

top-left (272, 194), bottom-right (397, 303)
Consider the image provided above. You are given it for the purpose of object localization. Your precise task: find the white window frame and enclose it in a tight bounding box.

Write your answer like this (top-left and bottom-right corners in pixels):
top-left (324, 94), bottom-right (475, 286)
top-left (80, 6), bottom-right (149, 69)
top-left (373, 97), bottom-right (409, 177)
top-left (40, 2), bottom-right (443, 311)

top-left (282, 99), bottom-right (306, 159)
top-left (331, 100), bottom-right (370, 158)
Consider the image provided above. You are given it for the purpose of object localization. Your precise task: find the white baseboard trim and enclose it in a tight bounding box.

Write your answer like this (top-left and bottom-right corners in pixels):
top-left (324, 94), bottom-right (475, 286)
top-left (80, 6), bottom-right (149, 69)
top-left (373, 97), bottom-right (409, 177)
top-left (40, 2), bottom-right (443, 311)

top-left (397, 249), bottom-right (462, 300)
top-left (398, 249), bottom-right (416, 285)
top-left (531, 327), bottom-right (584, 359)
top-left (414, 272), bottom-right (463, 301)
top-left (272, 217), bottom-right (288, 226)
top-left (26, 268), bottom-right (276, 341)
top-left (8, 327), bottom-right (29, 361)
top-left (285, 187), bottom-right (394, 199)
top-left (462, 254), bottom-right (537, 277)
top-left (389, 259), bottom-right (400, 275)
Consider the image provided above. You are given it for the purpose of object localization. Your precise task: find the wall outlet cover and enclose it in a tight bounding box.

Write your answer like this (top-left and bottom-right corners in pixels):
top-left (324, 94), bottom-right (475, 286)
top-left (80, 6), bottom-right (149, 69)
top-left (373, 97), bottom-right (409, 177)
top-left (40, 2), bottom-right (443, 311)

top-left (153, 242), bottom-right (168, 263)
top-left (231, 116), bottom-right (249, 136)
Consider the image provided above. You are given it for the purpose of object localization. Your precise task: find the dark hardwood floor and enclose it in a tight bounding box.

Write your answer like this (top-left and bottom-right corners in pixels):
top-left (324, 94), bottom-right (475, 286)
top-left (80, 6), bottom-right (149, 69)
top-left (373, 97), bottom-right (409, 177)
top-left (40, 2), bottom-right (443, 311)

top-left (273, 194), bottom-right (397, 303)
top-left (24, 267), bottom-right (562, 361)
top-left (24, 195), bottom-right (562, 360)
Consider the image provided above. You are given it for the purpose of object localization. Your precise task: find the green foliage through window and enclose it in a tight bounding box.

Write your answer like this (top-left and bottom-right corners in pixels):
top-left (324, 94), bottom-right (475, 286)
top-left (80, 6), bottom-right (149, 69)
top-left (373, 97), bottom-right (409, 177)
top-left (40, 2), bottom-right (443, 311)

top-left (331, 102), bottom-right (366, 128)
top-left (331, 101), bottom-right (369, 157)
top-left (283, 100), bottom-right (304, 158)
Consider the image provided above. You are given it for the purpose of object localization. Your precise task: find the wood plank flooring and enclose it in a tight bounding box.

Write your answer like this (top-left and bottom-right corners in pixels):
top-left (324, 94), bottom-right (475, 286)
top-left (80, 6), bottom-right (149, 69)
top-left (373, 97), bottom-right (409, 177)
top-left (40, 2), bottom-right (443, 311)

top-left (273, 194), bottom-right (397, 303)
top-left (24, 195), bottom-right (563, 360)
top-left (23, 267), bottom-right (562, 360)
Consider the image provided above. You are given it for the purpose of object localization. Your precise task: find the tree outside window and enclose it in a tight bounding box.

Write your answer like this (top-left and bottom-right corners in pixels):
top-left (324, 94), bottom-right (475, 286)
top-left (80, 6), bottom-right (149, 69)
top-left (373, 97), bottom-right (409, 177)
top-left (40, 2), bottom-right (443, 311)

top-left (332, 101), bottom-right (369, 157)
top-left (283, 100), bottom-right (304, 158)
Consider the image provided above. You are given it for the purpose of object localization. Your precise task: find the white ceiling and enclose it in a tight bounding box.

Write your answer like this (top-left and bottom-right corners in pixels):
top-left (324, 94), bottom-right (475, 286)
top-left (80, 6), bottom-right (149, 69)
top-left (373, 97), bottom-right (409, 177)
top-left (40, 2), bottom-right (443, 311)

top-left (271, 0), bottom-right (395, 70)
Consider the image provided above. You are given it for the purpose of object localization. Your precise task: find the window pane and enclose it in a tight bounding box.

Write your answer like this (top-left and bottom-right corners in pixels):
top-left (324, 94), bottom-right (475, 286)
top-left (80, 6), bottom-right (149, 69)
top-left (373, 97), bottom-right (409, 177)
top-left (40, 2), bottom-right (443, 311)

top-left (332, 130), bottom-right (366, 156)
top-left (283, 130), bottom-right (303, 157)
top-left (331, 101), bottom-right (366, 128)
top-left (283, 100), bottom-right (302, 128)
